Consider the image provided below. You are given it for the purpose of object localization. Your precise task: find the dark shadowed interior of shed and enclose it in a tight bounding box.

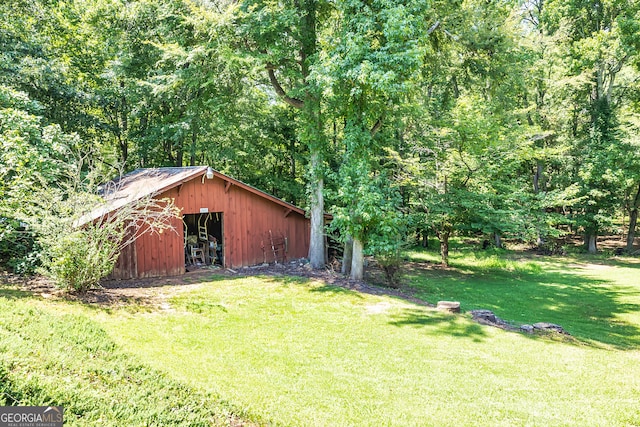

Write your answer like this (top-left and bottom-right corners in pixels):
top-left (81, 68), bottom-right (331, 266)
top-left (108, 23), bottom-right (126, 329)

top-left (183, 212), bottom-right (223, 267)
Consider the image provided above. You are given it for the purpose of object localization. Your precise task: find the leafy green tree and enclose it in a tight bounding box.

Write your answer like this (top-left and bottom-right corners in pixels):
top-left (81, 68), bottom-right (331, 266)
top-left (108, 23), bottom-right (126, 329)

top-left (401, 0), bottom-right (536, 265)
top-left (0, 0), bottom-right (105, 140)
top-left (539, 0), bottom-right (640, 252)
top-left (620, 99), bottom-right (640, 252)
top-left (317, 0), bottom-right (450, 279)
top-left (0, 86), bottom-right (77, 202)
top-left (0, 86), bottom-right (78, 272)
top-left (235, 0), bottom-right (328, 268)
top-left (0, 76), bottom-right (179, 290)
top-left (408, 95), bottom-right (533, 265)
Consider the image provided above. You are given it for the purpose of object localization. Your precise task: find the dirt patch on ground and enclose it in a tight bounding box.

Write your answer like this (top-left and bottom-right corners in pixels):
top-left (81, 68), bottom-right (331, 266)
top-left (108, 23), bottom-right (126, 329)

top-left (3, 260), bottom-right (433, 309)
top-left (1, 269), bottom-right (221, 308)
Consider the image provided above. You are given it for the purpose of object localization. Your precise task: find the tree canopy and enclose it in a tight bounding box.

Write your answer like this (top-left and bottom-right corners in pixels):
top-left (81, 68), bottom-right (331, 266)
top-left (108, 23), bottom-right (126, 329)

top-left (1, 0), bottom-right (639, 280)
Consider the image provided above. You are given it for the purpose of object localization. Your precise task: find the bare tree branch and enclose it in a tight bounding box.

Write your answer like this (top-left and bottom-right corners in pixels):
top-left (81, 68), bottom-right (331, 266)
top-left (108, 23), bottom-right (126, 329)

top-left (427, 20), bottom-right (441, 35)
top-left (267, 67), bottom-right (304, 109)
top-left (370, 117), bottom-right (383, 136)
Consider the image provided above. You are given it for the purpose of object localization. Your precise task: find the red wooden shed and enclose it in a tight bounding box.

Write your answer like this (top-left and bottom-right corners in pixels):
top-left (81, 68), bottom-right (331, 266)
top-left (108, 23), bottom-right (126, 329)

top-left (90, 167), bottom-right (310, 279)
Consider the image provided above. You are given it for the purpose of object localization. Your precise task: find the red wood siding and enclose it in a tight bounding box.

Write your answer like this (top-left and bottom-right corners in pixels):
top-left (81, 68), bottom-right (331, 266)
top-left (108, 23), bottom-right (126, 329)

top-left (111, 173), bottom-right (310, 279)
top-left (110, 231), bottom-right (137, 279)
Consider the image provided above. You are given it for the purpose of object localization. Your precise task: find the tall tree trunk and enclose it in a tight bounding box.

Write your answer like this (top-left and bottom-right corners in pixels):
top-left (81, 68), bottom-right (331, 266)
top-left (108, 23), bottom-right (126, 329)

top-left (176, 147), bottom-right (183, 167)
top-left (439, 231), bottom-right (450, 267)
top-left (289, 138), bottom-right (296, 179)
top-left (494, 232), bottom-right (502, 249)
top-left (627, 183), bottom-right (640, 252)
top-left (117, 134), bottom-right (128, 166)
top-left (342, 236), bottom-right (353, 275)
top-left (422, 230), bottom-right (429, 248)
top-left (118, 80), bottom-right (129, 165)
top-left (533, 161), bottom-right (545, 246)
top-left (190, 121), bottom-right (198, 166)
top-left (308, 151), bottom-right (325, 268)
top-left (628, 209), bottom-right (638, 252)
top-left (533, 162), bottom-right (542, 193)
top-left (266, 0), bottom-right (325, 268)
top-left (586, 233), bottom-right (597, 254)
top-left (350, 237), bottom-right (364, 281)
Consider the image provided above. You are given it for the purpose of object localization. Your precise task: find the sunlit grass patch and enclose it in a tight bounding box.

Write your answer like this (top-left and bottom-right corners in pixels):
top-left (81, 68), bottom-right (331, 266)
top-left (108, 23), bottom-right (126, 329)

top-left (461, 252), bottom-right (543, 273)
top-left (3, 250), bottom-right (640, 427)
top-left (404, 246), bottom-right (640, 349)
top-left (0, 287), bottom-right (252, 426)
top-left (92, 270), bottom-right (640, 426)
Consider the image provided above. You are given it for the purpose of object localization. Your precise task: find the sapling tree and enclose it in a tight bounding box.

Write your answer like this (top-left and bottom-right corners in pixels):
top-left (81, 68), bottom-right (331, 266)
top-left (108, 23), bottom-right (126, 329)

top-left (408, 92), bottom-right (533, 266)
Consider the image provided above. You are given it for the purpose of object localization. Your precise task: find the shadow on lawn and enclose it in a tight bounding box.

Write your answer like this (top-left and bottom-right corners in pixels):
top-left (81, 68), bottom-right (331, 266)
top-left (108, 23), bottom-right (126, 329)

top-left (310, 284), bottom-right (365, 298)
top-left (389, 309), bottom-right (488, 342)
top-left (403, 256), bottom-right (640, 350)
top-left (0, 286), bottom-right (35, 300)
top-left (606, 257), bottom-right (640, 269)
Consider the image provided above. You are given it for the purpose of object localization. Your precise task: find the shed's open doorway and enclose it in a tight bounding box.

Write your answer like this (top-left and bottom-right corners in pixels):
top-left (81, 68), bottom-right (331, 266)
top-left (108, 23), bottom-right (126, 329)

top-left (183, 212), bottom-right (223, 267)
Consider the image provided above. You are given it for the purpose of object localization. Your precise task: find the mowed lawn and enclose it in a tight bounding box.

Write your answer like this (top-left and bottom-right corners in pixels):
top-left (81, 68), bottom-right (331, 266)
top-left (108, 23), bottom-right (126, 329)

top-left (2, 250), bottom-right (640, 426)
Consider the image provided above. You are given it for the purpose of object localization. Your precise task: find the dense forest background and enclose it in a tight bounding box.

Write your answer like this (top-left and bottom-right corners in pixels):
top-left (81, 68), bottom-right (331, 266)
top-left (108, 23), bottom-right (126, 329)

top-left (1, 0), bottom-right (639, 283)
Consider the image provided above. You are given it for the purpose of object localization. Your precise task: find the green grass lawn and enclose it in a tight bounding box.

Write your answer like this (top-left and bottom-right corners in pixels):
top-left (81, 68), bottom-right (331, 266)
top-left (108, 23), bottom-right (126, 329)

top-left (0, 288), bottom-right (250, 426)
top-left (405, 248), bottom-right (640, 349)
top-left (1, 249), bottom-right (640, 426)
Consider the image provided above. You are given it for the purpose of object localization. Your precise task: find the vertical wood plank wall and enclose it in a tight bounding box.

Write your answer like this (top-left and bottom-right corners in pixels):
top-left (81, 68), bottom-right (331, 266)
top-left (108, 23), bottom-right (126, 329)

top-left (112, 174), bottom-right (310, 279)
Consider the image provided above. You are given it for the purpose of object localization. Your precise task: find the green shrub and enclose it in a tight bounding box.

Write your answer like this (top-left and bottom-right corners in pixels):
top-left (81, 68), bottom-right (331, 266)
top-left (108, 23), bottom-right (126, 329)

top-left (9, 183), bottom-right (179, 293)
top-left (44, 230), bottom-right (119, 292)
top-left (375, 251), bottom-right (403, 288)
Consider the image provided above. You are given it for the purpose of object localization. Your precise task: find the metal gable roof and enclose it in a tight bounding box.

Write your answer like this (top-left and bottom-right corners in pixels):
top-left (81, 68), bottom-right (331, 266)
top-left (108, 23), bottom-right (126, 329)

top-left (77, 166), bottom-right (306, 226)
